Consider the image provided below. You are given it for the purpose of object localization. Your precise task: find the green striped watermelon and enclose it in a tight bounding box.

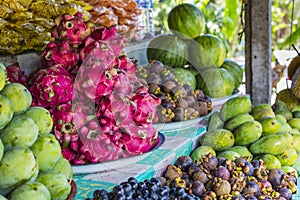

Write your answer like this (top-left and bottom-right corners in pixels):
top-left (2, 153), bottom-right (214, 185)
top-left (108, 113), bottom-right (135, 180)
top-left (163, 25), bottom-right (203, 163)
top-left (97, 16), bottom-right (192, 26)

top-left (168, 3), bottom-right (206, 39)
top-left (221, 59), bottom-right (243, 89)
top-left (189, 34), bottom-right (226, 70)
top-left (146, 34), bottom-right (188, 67)
top-left (172, 67), bottom-right (197, 89)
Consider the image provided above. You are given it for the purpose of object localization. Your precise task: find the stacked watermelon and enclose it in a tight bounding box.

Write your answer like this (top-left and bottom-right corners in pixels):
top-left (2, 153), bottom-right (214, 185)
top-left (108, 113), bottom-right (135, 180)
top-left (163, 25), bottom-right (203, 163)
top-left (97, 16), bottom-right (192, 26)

top-left (146, 3), bottom-right (243, 98)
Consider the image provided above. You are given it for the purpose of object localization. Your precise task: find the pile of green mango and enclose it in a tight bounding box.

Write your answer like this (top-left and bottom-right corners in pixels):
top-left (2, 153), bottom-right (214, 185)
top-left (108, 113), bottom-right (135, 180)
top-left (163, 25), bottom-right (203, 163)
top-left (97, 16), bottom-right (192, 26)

top-left (0, 63), bottom-right (73, 200)
top-left (192, 95), bottom-right (300, 175)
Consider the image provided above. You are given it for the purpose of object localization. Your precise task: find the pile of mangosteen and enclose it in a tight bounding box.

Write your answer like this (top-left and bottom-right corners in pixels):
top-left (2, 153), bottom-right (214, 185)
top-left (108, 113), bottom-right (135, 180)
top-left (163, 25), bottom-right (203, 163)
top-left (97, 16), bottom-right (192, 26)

top-left (157, 153), bottom-right (297, 199)
top-left (136, 60), bottom-right (212, 123)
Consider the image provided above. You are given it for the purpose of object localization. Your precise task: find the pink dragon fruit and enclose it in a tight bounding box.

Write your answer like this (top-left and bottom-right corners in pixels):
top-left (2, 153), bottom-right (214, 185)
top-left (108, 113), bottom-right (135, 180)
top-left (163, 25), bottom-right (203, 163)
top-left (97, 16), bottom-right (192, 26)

top-left (41, 41), bottom-right (80, 73)
top-left (51, 12), bottom-right (90, 47)
top-left (79, 26), bottom-right (125, 63)
top-left (5, 62), bottom-right (29, 87)
top-left (28, 65), bottom-right (75, 108)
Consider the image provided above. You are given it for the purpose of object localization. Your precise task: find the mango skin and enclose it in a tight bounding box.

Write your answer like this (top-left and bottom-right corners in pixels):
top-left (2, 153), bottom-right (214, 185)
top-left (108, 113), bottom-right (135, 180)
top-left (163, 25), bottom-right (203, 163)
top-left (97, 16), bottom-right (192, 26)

top-left (288, 118), bottom-right (300, 129)
top-left (9, 182), bottom-right (51, 200)
top-left (250, 103), bottom-right (272, 115)
top-left (233, 120), bottom-right (262, 146)
top-left (207, 111), bottom-right (224, 131)
top-left (51, 157), bottom-right (73, 183)
top-left (252, 108), bottom-right (275, 121)
top-left (0, 64), bottom-right (5, 92)
top-left (228, 146), bottom-right (253, 161)
top-left (276, 147), bottom-right (298, 166)
top-left (291, 133), bottom-right (300, 152)
top-left (254, 154), bottom-right (281, 170)
top-left (200, 129), bottom-right (234, 151)
top-left (0, 139), bottom-right (3, 161)
top-left (275, 109), bottom-right (293, 121)
top-left (217, 150), bottom-right (240, 161)
top-left (275, 114), bottom-right (287, 125)
top-left (224, 113), bottom-right (254, 132)
top-left (0, 94), bottom-right (13, 130)
top-left (219, 96), bottom-right (252, 121)
top-left (260, 117), bottom-right (280, 136)
top-left (281, 166), bottom-right (298, 177)
top-left (249, 133), bottom-right (293, 155)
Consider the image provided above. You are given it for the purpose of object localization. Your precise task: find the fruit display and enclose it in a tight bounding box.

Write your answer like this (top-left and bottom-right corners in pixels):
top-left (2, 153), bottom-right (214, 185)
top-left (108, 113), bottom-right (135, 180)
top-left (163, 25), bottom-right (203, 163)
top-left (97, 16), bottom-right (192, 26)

top-left (0, 0), bottom-right (92, 54)
top-left (0, 67), bottom-right (73, 200)
top-left (135, 60), bottom-right (212, 123)
top-left (158, 154), bottom-right (297, 199)
top-left (6, 12), bottom-right (161, 165)
top-left (146, 3), bottom-right (244, 98)
top-left (200, 95), bottom-right (300, 172)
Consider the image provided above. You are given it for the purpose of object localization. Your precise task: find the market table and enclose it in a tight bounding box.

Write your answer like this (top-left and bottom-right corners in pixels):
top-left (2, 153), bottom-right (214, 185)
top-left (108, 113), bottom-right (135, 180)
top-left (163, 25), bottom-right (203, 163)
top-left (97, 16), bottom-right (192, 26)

top-left (72, 124), bottom-right (207, 200)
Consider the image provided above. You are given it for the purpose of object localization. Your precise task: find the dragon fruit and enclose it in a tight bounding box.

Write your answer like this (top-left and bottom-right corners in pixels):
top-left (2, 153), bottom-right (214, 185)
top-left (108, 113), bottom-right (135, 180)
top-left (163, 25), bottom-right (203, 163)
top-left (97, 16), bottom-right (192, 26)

top-left (5, 63), bottom-right (29, 87)
top-left (51, 12), bottom-right (90, 47)
top-left (28, 65), bottom-right (75, 108)
top-left (41, 41), bottom-right (80, 73)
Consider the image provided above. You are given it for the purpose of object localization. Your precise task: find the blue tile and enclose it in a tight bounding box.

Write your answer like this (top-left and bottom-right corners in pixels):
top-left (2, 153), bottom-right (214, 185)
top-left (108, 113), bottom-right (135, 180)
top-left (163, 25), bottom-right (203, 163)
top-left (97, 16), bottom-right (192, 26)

top-left (136, 149), bottom-right (173, 165)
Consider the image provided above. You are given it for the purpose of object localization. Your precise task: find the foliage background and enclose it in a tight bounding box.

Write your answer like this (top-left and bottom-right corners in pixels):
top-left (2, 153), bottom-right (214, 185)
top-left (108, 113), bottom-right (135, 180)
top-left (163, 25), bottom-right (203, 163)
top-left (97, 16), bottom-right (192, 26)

top-left (152, 0), bottom-right (300, 59)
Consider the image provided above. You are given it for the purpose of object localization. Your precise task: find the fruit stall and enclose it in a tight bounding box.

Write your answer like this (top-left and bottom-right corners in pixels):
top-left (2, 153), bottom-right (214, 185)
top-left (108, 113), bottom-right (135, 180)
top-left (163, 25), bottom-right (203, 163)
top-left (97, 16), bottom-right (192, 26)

top-left (0, 0), bottom-right (300, 200)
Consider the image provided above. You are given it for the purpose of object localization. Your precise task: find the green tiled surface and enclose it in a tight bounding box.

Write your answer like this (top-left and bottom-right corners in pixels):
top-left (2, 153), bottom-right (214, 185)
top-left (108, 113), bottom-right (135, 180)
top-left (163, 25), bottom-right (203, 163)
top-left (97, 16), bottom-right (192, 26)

top-left (136, 149), bottom-right (173, 165)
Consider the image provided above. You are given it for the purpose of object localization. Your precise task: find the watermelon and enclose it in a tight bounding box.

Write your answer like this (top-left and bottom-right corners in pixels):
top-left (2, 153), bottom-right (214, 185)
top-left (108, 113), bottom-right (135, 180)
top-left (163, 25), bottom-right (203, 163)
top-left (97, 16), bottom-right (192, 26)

top-left (168, 3), bottom-right (206, 39)
top-left (147, 34), bottom-right (188, 67)
top-left (172, 67), bottom-right (197, 90)
top-left (221, 59), bottom-right (243, 89)
top-left (196, 67), bottom-right (235, 98)
top-left (189, 34), bottom-right (226, 70)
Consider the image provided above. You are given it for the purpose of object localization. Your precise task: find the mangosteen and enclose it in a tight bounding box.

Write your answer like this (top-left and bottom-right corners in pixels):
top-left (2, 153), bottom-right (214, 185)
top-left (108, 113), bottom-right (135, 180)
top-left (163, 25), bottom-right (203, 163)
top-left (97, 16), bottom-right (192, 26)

top-left (268, 168), bottom-right (285, 187)
top-left (161, 98), bottom-right (175, 109)
top-left (173, 85), bottom-right (188, 100)
top-left (229, 177), bottom-right (246, 193)
top-left (164, 164), bottom-right (182, 180)
top-left (149, 60), bottom-right (164, 74)
top-left (214, 166), bottom-right (230, 180)
top-left (182, 84), bottom-right (194, 95)
top-left (147, 72), bottom-right (161, 84)
top-left (161, 68), bottom-right (175, 82)
top-left (235, 157), bottom-right (249, 167)
top-left (242, 161), bottom-right (255, 176)
top-left (136, 66), bottom-right (148, 79)
top-left (242, 181), bottom-right (261, 197)
top-left (173, 107), bottom-right (186, 122)
top-left (232, 194), bottom-right (246, 200)
top-left (193, 170), bottom-right (209, 184)
top-left (175, 98), bottom-right (189, 109)
top-left (213, 179), bottom-right (231, 196)
top-left (278, 188), bottom-right (292, 200)
top-left (205, 179), bottom-right (215, 191)
top-left (184, 96), bottom-right (197, 107)
top-left (181, 174), bottom-right (192, 188)
top-left (195, 89), bottom-right (205, 100)
top-left (161, 80), bottom-right (177, 93)
top-left (201, 153), bottom-right (219, 171)
top-left (175, 156), bottom-right (193, 172)
top-left (191, 180), bottom-right (205, 197)
top-left (198, 101), bottom-right (209, 116)
top-left (148, 83), bottom-right (161, 95)
top-left (202, 191), bottom-right (217, 200)
top-left (258, 180), bottom-right (272, 190)
top-left (188, 164), bottom-right (201, 176)
top-left (251, 160), bottom-right (261, 169)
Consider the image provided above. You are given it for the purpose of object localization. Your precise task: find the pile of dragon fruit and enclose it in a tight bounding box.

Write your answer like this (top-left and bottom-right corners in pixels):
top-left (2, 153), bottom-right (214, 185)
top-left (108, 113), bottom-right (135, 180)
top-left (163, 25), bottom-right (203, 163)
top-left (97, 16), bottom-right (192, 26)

top-left (7, 12), bottom-right (161, 165)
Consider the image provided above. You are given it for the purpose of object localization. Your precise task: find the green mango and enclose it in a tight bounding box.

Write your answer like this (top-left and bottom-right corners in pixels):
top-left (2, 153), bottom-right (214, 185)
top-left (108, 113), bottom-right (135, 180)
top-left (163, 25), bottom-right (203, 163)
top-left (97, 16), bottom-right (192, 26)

top-left (36, 172), bottom-right (71, 200)
top-left (277, 123), bottom-right (293, 133)
top-left (260, 117), bottom-right (280, 136)
top-left (250, 103), bottom-right (272, 115)
top-left (207, 111), bottom-right (224, 131)
top-left (228, 146), bottom-right (253, 161)
top-left (275, 114), bottom-right (287, 125)
top-left (249, 133), bottom-right (293, 155)
top-left (272, 100), bottom-right (288, 111)
top-left (292, 111), bottom-right (300, 118)
top-left (288, 118), bottom-right (300, 129)
top-left (0, 115), bottom-right (39, 150)
top-left (23, 106), bottom-right (53, 136)
top-left (219, 96), bottom-right (252, 121)
top-left (0, 63), bottom-right (6, 92)
top-left (0, 148), bottom-right (38, 196)
top-left (252, 108), bottom-right (275, 121)
top-left (234, 120), bottom-right (262, 146)
top-left (31, 134), bottom-right (62, 173)
top-left (254, 154), bottom-right (281, 170)
top-left (291, 105), bottom-right (300, 112)
top-left (275, 109), bottom-right (293, 121)
top-left (0, 94), bottom-right (13, 130)
top-left (281, 166), bottom-right (298, 178)
top-left (51, 157), bottom-right (73, 183)
top-left (1, 83), bottom-right (32, 115)
top-left (224, 113), bottom-right (254, 132)
top-left (9, 182), bottom-right (51, 200)
top-left (291, 133), bottom-right (300, 152)
top-left (217, 150), bottom-right (240, 161)
top-left (276, 147), bottom-right (298, 166)
top-left (292, 152), bottom-right (300, 172)
top-left (200, 129), bottom-right (234, 151)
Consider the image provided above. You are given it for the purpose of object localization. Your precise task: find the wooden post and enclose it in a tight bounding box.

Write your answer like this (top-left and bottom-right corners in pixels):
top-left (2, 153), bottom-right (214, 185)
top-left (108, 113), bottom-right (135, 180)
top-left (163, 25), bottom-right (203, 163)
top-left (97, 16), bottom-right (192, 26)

top-left (245, 0), bottom-right (272, 105)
